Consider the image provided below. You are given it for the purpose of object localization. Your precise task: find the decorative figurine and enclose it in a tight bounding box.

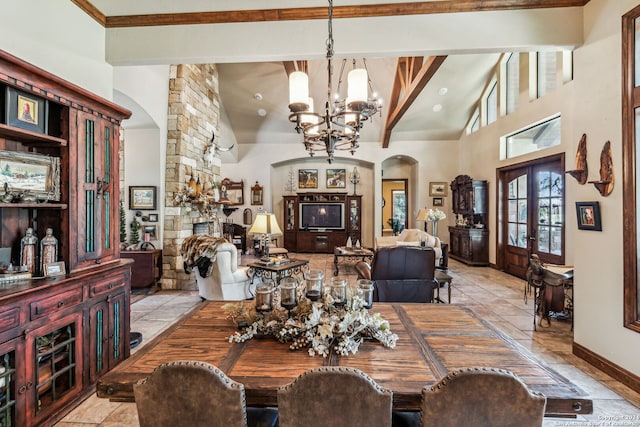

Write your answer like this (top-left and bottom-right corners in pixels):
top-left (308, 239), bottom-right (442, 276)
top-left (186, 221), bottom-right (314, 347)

top-left (20, 227), bottom-right (38, 274)
top-left (40, 227), bottom-right (58, 274)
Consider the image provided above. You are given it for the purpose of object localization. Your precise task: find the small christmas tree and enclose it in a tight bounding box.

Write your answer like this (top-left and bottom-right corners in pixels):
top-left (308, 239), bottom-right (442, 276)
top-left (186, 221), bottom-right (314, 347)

top-left (285, 166), bottom-right (296, 194)
top-left (130, 217), bottom-right (141, 245)
top-left (119, 200), bottom-right (127, 243)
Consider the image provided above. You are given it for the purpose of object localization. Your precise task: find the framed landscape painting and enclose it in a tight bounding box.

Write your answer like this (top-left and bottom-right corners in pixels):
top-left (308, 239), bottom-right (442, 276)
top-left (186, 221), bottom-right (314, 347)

top-left (298, 169), bottom-right (318, 189)
top-left (129, 186), bottom-right (157, 210)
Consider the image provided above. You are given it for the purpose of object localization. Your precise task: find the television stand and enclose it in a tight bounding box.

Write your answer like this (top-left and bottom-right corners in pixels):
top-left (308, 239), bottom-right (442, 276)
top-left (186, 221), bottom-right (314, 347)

top-left (282, 193), bottom-right (362, 253)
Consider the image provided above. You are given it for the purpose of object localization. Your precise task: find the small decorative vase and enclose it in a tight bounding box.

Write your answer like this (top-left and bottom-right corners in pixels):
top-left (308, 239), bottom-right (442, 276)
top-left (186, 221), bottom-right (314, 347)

top-left (431, 220), bottom-right (439, 238)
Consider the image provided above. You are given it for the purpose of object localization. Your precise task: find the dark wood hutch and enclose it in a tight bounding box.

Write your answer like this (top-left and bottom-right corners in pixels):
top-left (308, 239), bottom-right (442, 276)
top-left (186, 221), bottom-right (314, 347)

top-left (448, 175), bottom-right (489, 266)
top-left (283, 193), bottom-right (362, 253)
top-left (0, 50), bottom-right (132, 426)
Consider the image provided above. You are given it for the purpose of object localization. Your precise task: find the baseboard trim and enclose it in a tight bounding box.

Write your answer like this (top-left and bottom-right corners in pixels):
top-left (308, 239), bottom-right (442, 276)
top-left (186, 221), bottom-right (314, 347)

top-left (573, 342), bottom-right (640, 393)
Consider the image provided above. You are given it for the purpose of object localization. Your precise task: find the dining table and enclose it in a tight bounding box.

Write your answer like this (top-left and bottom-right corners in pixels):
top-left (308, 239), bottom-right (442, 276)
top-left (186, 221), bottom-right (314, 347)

top-left (96, 301), bottom-right (592, 417)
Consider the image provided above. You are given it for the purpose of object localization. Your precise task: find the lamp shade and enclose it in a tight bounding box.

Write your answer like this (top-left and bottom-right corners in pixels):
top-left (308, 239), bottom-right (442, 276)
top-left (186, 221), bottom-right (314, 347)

top-left (249, 212), bottom-right (283, 236)
top-left (347, 68), bottom-right (368, 104)
top-left (416, 208), bottom-right (429, 222)
top-left (289, 71), bottom-right (310, 112)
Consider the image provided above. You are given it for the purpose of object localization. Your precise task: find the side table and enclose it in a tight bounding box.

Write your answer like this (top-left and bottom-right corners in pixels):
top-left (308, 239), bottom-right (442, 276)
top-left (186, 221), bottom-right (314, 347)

top-left (333, 246), bottom-right (374, 276)
top-left (120, 249), bottom-right (163, 289)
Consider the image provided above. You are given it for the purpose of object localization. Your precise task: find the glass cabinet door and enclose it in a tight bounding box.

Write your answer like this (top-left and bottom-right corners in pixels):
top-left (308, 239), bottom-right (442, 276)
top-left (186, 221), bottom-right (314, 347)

top-left (0, 341), bottom-right (21, 427)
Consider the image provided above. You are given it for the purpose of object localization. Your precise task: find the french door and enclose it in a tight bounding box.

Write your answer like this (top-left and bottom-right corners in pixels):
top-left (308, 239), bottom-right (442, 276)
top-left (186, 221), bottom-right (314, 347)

top-left (498, 155), bottom-right (565, 278)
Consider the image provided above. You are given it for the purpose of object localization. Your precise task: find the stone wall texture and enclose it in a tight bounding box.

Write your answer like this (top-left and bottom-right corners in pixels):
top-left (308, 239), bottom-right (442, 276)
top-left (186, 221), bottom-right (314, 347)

top-left (162, 64), bottom-right (222, 290)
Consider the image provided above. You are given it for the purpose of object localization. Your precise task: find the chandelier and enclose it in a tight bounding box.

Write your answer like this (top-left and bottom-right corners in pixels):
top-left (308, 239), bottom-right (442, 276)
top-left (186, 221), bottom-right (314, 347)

top-left (288, 0), bottom-right (382, 164)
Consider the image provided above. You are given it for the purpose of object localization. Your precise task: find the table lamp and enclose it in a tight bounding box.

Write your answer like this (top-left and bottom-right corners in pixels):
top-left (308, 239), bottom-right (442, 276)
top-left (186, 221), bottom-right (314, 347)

top-left (249, 212), bottom-right (283, 261)
top-left (416, 208), bottom-right (429, 232)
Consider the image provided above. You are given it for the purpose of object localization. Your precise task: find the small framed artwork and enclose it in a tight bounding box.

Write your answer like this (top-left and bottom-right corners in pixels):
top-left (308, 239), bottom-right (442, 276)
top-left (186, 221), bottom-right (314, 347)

top-left (4, 87), bottom-right (48, 134)
top-left (433, 197), bottom-right (444, 207)
top-left (147, 213), bottom-right (158, 222)
top-left (429, 182), bottom-right (448, 197)
top-left (575, 201), bottom-right (602, 231)
top-left (298, 169), bottom-right (318, 188)
top-left (251, 181), bottom-right (263, 205)
top-left (326, 168), bottom-right (346, 188)
top-left (129, 186), bottom-right (157, 210)
top-left (43, 261), bottom-right (66, 277)
top-left (143, 225), bottom-right (157, 239)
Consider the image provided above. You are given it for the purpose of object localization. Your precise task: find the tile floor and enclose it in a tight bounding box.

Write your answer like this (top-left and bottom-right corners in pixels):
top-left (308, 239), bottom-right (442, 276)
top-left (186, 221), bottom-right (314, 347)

top-left (56, 254), bottom-right (640, 427)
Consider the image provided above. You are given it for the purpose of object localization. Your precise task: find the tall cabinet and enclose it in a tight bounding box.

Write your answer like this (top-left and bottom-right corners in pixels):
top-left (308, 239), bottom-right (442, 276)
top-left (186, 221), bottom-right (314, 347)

top-left (0, 50), bottom-right (132, 426)
top-left (283, 193), bottom-right (362, 253)
top-left (448, 175), bottom-right (489, 266)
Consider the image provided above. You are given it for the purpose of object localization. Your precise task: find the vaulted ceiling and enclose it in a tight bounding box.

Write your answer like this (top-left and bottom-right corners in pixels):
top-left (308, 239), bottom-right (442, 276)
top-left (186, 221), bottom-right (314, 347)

top-left (72, 0), bottom-right (589, 149)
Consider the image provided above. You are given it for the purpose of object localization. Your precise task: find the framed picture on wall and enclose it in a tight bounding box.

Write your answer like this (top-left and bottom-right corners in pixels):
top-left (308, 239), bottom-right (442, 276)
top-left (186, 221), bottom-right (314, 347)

top-left (129, 186), bottom-right (157, 210)
top-left (298, 169), bottom-right (318, 188)
top-left (433, 197), bottom-right (444, 207)
top-left (575, 201), bottom-right (602, 231)
top-left (326, 168), bottom-right (346, 188)
top-left (429, 182), bottom-right (448, 197)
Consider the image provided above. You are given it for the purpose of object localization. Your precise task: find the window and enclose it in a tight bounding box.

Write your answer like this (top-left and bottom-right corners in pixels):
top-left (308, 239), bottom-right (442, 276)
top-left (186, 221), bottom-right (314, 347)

top-left (537, 51), bottom-right (557, 98)
top-left (506, 53), bottom-right (519, 114)
top-left (467, 108), bottom-right (480, 134)
top-left (622, 6), bottom-right (640, 333)
top-left (486, 81), bottom-right (498, 125)
top-left (502, 115), bottom-right (561, 160)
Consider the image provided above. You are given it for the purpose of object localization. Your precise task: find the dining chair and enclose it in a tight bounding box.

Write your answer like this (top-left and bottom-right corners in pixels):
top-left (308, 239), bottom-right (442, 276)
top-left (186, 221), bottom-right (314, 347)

top-left (420, 367), bottom-right (547, 427)
top-left (134, 360), bottom-right (278, 427)
top-left (277, 366), bottom-right (393, 427)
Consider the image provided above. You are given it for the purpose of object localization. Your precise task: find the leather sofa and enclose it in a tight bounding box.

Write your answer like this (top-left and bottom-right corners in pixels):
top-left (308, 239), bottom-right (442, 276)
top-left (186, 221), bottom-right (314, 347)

top-left (375, 228), bottom-right (442, 261)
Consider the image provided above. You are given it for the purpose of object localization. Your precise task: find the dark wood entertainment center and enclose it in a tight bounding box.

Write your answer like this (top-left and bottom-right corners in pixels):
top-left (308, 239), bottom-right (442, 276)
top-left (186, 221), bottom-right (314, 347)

top-left (283, 193), bottom-right (362, 253)
top-left (0, 50), bottom-right (132, 426)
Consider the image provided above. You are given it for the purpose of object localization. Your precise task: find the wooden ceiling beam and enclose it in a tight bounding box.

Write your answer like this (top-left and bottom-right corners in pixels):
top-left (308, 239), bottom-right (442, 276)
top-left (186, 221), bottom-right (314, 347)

top-left (94, 0), bottom-right (591, 28)
top-left (382, 55), bottom-right (447, 148)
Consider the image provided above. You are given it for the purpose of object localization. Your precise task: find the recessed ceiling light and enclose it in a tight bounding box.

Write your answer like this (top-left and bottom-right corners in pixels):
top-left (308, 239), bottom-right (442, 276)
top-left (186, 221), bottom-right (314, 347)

top-left (254, 93), bottom-right (263, 101)
top-left (438, 87), bottom-right (448, 95)
top-left (257, 108), bottom-right (267, 117)
top-left (433, 104), bottom-right (443, 112)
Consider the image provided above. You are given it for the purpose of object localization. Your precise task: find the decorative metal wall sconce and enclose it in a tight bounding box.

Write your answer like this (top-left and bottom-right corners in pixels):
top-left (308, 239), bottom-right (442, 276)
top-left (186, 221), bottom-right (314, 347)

top-left (588, 140), bottom-right (614, 197)
top-left (565, 133), bottom-right (588, 185)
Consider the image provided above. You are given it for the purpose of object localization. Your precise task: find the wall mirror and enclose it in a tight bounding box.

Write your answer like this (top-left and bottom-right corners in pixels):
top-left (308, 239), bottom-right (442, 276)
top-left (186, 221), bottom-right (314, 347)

top-left (220, 178), bottom-right (244, 205)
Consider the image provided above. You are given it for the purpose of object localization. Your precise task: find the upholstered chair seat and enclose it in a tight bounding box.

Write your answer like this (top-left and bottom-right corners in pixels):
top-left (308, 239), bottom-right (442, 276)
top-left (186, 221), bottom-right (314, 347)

top-left (277, 366), bottom-right (393, 427)
top-left (421, 367), bottom-right (546, 427)
top-left (134, 360), bottom-right (278, 427)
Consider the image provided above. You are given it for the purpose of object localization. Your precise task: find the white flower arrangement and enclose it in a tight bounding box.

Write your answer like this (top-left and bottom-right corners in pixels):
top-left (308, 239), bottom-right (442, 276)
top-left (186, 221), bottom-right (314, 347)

top-left (224, 287), bottom-right (398, 358)
top-left (426, 208), bottom-right (446, 222)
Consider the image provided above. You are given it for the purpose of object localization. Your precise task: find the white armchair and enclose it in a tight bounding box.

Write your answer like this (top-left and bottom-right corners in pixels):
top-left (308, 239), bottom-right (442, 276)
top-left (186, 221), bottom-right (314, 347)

top-left (181, 235), bottom-right (252, 301)
top-left (375, 228), bottom-right (442, 261)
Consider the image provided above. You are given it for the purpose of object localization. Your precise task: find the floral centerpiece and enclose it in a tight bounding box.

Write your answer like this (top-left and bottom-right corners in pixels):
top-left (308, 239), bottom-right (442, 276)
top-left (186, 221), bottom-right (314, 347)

top-left (426, 208), bottom-right (446, 237)
top-left (223, 286), bottom-right (398, 357)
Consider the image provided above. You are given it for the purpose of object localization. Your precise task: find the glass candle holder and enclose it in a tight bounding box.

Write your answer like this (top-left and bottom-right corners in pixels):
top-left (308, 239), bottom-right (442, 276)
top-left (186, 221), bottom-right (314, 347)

top-left (305, 269), bottom-right (324, 301)
top-left (255, 284), bottom-right (274, 313)
top-left (279, 277), bottom-right (298, 312)
top-left (329, 277), bottom-right (348, 307)
top-left (356, 279), bottom-right (374, 309)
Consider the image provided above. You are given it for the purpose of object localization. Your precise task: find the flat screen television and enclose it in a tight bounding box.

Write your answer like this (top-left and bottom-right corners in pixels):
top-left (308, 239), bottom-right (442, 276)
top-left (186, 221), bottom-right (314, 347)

top-left (300, 203), bottom-right (345, 230)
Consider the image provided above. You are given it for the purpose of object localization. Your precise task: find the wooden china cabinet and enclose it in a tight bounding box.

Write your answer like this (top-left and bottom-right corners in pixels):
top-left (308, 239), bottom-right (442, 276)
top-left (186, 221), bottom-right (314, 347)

top-left (448, 175), bottom-right (489, 266)
top-left (0, 50), bottom-right (132, 426)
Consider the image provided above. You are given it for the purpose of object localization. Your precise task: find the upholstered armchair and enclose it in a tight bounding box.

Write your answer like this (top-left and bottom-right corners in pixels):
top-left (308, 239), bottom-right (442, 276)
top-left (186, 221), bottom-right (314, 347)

top-left (375, 228), bottom-right (442, 261)
top-left (181, 235), bottom-right (251, 301)
top-left (355, 246), bottom-right (438, 303)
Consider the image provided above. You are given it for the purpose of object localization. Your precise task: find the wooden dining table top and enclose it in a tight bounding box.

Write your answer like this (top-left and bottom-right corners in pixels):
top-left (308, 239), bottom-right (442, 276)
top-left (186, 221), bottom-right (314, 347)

top-left (96, 301), bottom-right (592, 417)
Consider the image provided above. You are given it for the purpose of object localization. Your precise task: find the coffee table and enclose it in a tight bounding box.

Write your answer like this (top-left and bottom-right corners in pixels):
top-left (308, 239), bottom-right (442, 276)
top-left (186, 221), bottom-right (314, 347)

top-left (248, 258), bottom-right (309, 286)
top-left (333, 246), bottom-right (374, 275)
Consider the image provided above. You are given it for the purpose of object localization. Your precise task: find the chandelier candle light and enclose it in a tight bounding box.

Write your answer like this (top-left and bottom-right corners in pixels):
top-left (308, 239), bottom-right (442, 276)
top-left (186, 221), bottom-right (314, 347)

top-left (288, 0), bottom-right (382, 163)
